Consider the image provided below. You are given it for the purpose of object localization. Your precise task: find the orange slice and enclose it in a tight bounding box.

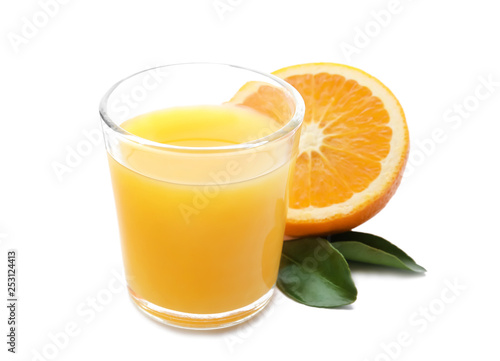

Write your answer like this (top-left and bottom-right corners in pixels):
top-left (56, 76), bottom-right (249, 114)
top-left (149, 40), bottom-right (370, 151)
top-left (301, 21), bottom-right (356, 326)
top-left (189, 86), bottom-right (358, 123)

top-left (232, 63), bottom-right (409, 237)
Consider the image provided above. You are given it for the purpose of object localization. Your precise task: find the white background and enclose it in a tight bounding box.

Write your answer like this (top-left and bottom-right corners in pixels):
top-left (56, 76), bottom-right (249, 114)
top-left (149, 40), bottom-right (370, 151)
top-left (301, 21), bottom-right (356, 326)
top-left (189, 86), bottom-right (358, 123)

top-left (1, 0), bottom-right (499, 360)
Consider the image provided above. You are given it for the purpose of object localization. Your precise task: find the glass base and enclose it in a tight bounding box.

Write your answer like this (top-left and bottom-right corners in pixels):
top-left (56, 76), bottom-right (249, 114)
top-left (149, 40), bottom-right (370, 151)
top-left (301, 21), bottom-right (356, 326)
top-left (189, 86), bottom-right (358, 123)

top-left (129, 286), bottom-right (274, 330)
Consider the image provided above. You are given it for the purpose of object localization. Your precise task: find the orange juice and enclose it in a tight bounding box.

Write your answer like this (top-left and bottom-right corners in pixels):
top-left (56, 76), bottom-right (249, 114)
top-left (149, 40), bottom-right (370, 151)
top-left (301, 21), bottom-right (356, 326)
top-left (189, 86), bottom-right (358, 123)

top-left (107, 105), bottom-right (292, 317)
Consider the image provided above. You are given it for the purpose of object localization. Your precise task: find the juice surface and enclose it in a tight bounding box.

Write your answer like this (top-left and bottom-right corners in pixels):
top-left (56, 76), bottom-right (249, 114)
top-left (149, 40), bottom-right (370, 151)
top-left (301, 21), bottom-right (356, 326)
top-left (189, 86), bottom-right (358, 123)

top-left (108, 105), bottom-right (291, 314)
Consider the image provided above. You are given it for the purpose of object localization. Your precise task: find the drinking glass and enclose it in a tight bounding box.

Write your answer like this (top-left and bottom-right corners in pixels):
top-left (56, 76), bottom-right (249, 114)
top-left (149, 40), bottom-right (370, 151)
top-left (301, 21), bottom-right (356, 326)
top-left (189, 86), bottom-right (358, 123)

top-left (99, 63), bottom-right (304, 329)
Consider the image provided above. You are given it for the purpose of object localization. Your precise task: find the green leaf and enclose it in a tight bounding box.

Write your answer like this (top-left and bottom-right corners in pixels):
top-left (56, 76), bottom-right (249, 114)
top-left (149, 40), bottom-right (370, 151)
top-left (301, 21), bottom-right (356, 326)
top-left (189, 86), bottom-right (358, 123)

top-left (277, 237), bottom-right (357, 308)
top-left (328, 231), bottom-right (426, 273)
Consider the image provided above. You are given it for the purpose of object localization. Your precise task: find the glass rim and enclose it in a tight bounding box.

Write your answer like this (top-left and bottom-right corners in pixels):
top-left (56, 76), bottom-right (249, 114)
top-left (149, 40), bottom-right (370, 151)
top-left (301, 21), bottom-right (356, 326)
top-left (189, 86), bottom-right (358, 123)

top-left (99, 62), bottom-right (305, 152)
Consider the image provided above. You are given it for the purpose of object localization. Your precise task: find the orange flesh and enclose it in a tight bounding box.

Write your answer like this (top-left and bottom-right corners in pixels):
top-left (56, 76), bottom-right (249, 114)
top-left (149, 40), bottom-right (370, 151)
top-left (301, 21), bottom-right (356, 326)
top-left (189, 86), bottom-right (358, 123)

top-left (229, 63), bottom-right (408, 236)
top-left (283, 73), bottom-right (392, 209)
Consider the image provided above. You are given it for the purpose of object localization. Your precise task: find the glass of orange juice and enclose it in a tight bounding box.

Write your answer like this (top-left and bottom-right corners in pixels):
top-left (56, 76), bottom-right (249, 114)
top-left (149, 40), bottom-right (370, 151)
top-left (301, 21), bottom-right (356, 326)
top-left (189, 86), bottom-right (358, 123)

top-left (99, 63), bottom-right (304, 329)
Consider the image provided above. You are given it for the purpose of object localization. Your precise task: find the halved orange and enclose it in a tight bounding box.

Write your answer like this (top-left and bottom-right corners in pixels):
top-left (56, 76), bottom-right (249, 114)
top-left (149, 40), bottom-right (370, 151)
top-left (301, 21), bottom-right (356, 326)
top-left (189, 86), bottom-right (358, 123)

top-left (232, 63), bottom-right (409, 237)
